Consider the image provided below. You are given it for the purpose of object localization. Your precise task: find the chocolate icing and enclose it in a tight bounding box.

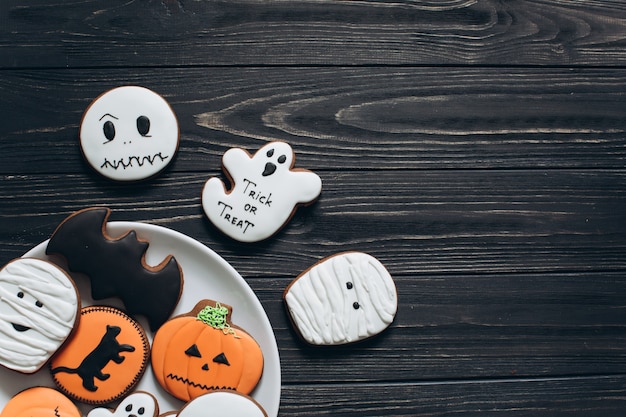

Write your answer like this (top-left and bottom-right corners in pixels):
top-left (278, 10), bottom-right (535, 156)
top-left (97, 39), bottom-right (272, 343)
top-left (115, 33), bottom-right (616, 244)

top-left (46, 207), bottom-right (182, 330)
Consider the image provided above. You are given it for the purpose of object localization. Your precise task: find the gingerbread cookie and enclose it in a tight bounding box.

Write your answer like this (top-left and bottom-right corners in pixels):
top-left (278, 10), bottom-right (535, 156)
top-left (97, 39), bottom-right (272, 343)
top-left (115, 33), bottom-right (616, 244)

top-left (87, 391), bottom-right (159, 417)
top-left (0, 258), bottom-right (79, 373)
top-left (46, 207), bottom-right (183, 331)
top-left (0, 386), bottom-right (81, 417)
top-left (201, 141), bottom-right (322, 242)
top-left (151, 300), bottom-right (264, 402)
top-left (284, 252), bottom-right (398, 345)
top-left (50, 306), bottom-right (150, 405)
top-left (80, 85), bottom-right (179, 181)
top-left (173, 390), bottom-right (267, 417)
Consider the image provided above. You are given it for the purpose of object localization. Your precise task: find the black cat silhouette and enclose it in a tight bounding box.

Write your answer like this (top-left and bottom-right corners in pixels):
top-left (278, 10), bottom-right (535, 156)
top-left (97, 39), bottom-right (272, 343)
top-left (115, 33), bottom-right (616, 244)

top-left (51, 325), bottom-right (135, 392)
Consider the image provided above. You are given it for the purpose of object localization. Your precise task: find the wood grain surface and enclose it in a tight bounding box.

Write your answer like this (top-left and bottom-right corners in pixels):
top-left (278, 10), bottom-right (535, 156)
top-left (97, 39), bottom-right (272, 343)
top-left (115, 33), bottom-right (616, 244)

top-left (1, 0), bottom-right (626, 415)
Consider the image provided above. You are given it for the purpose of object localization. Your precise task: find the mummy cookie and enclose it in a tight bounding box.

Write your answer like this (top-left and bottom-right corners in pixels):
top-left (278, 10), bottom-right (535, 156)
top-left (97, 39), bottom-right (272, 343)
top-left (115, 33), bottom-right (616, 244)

top-left (151, 300), bottom-right (264, 402)
top-left (87, 391), bottom-right (159, 417)
top-left (80, 85), bottom-right (179, 181)
top-left (0, 387), bottom-right (81, 417)
top-left (50, 306), bottom-right (150, 405)
top-left (172, 391), bottom-right (267, 417)
top-left (202, 141), bottom-right (322, 242)
top-left (46, 207), bottom-right (183, 331)
top-left (0, 258), bottom-right (79, 373)
top-left (284, 252), bottom-right (398, 345)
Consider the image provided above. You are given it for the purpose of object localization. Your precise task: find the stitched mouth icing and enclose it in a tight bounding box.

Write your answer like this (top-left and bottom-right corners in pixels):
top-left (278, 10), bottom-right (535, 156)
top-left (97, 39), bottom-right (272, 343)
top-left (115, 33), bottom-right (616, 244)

top-left (166, 373), bottom-right (236, 391)
top-left (101, 153), bottom-right (169, 170)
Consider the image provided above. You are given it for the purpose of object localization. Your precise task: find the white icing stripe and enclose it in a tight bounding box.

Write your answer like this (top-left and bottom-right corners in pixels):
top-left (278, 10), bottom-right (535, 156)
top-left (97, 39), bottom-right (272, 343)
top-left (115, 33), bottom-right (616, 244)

top-left (0, 258), bottom-right (79, 372)
top-left (285, 252), bottom-right (398, 345)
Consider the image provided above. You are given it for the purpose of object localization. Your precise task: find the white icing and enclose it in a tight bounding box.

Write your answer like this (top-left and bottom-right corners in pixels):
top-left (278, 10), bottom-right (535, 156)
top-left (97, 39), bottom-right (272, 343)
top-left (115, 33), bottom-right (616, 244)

top-left (80, 86), bottom-right (179, 181)
top-left (174, 391), bottom-right (266, 417)
top-left (202, 141), bottom-right (322, 242)
top-left (87, 392), bottom-right (158, 417)
top-left (0, 258), bottom-right (79, 372)
top-left (284, 252), bottom-right (397, 345)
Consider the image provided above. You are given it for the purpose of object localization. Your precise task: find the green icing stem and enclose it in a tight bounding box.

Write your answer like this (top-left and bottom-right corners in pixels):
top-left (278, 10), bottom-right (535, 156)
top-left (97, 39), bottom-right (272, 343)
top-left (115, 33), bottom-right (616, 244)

top-left (196, 303), bottom-right (239, 337)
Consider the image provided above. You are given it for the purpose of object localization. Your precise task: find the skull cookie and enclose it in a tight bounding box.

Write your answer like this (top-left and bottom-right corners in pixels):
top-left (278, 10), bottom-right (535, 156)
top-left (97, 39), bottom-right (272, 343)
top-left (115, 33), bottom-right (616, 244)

top-left (201, 141), bottom-right (322, 242)
top-left (79, 86), bottom-right (179, 181)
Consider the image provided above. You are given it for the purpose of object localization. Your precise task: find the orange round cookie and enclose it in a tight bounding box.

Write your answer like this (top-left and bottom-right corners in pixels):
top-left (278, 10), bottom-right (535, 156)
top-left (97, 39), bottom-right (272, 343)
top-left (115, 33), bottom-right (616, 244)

top-left (49, 306), bottom-right (149, 405)
top-left (0, 386), bottom-right (81, 417)
top-left (151, 299), bottom-right (264, 402)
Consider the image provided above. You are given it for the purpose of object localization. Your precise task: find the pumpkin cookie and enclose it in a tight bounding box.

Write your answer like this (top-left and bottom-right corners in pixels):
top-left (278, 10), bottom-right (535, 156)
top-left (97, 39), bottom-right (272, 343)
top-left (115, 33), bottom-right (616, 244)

top-left (50, 306), bottom-right (150, 405)
top-left (0, 258), bottom-right (79, 373)
top-left (151, 300), bottom-right (264, 402)
top-left (0, 386), bottom-right (81, 417)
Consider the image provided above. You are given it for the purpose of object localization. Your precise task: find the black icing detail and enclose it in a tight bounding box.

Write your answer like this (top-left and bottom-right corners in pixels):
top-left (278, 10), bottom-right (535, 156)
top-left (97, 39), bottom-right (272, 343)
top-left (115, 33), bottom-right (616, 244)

top-left (139, 407), bottom-right (145, 415)
top-left (136, 115), bottom-right (151, 137)
top-left (17, 292), bottom-right (24, 298)
top-left (11, 323), bottom-right (30, 332)
top-left (262, 162), bottom-right (277, 177)
top-left (213, 352), bottom-right (230, 366)
top-left (278, 154), bottom-right (287, 164)
top-left (185, 344), bottom-right (202, 358)
top-left (166, 373), bottom-right (236, 391)
top-left (202, 363), bottom-right (209, 371)
top-left (45, 207), bottom-right (183, 331)
top-left (50, 325), bottom-right (135, 392)
top-left (35, 300), bottom-right (43, 308)
top-left (346, 282), bottom-right (353, 290)
top-left (100, 152), bottom-right (169, 171)
top-left (353, 302), bottom-right (360, 310)
top-left (266, 148), bottom-right (274, 157)
top-left (103, 120), bottom-right (116, 141)
top-left (126, 404), bottom-right (132, 412)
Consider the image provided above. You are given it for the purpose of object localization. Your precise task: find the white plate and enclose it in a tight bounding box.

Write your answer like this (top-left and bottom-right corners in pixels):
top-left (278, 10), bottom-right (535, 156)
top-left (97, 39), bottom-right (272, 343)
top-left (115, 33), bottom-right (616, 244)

top-left (1, 221), bottom-right (281, 416)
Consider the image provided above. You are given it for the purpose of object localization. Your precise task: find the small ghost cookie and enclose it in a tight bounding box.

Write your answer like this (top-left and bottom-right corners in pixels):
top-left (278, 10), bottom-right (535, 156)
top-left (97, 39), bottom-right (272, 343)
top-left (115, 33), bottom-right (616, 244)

top-left (0, 386), bottom-right (81, 417)
top-left (284, 252), bottom-right (398, 345)
top-left (172, 390), bottom-right (267, 417)
top-left (0, 258), bottom-right (79, 373)
top-left (151, 300), bottom-right (264, 402)
top-left (202, 141), bottom-right (322, 242)
top-left (80, 85), bottom-right (179, 181)
top-left (50, 306), bottom-right (150, 405)
top-left (87, 391), bottom-right (159, 417)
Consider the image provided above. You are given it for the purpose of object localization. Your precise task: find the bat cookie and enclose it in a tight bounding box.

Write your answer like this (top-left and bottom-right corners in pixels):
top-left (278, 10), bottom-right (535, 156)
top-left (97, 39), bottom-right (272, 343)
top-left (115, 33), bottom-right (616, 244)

top-left (0, 258), bottom-right (79, 373)
top-left (45, 207), bottom-right (183, 331)
top-left (284, 252), bottom-right (398, 345)
top-left (202, 141), bottom-right (322, 242)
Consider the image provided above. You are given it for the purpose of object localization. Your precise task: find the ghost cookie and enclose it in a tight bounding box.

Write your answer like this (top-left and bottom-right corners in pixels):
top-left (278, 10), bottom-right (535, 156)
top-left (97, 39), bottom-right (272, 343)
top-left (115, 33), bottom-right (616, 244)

top-left (151, 300), bottom-right (264, 402)
top-left (0, 258), bottom-right (79, 373)
top-left (0, 387), bottom-right (81, 417)
top-left (284, 252), bottom-right (398, 345)
top-left (50, 306), bottom-right (150, 405)
top-left (79, 85), bottom-right (179, 181)
top-left (171, 390), bottom-right (267, 417)
top-left (46, 207), bottom-right (183, 331)
top-left (202, 141), bottom-right (322, 242)
top-left (87, 391), bottom-right (159, 417)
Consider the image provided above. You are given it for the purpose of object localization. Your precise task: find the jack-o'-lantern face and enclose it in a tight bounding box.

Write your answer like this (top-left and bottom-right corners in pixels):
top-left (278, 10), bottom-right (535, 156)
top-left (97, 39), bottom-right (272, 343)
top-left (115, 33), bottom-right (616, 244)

top-left (79, 86), bottom-right (179, 181)
top-left (151, 300), bottom-right (264, 402)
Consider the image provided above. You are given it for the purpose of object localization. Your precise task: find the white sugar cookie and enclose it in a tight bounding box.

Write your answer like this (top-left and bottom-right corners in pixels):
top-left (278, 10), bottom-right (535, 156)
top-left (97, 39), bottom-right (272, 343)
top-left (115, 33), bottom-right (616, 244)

top-left (80, 86), bottom-right (179, 181)
top-left (202, 141), bottom-right (322, 242)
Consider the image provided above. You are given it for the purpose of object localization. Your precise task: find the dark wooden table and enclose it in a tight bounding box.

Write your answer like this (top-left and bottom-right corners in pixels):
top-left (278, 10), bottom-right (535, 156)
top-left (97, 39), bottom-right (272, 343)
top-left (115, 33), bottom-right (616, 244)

top-left (2, 1), bottom-right (626, 415)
